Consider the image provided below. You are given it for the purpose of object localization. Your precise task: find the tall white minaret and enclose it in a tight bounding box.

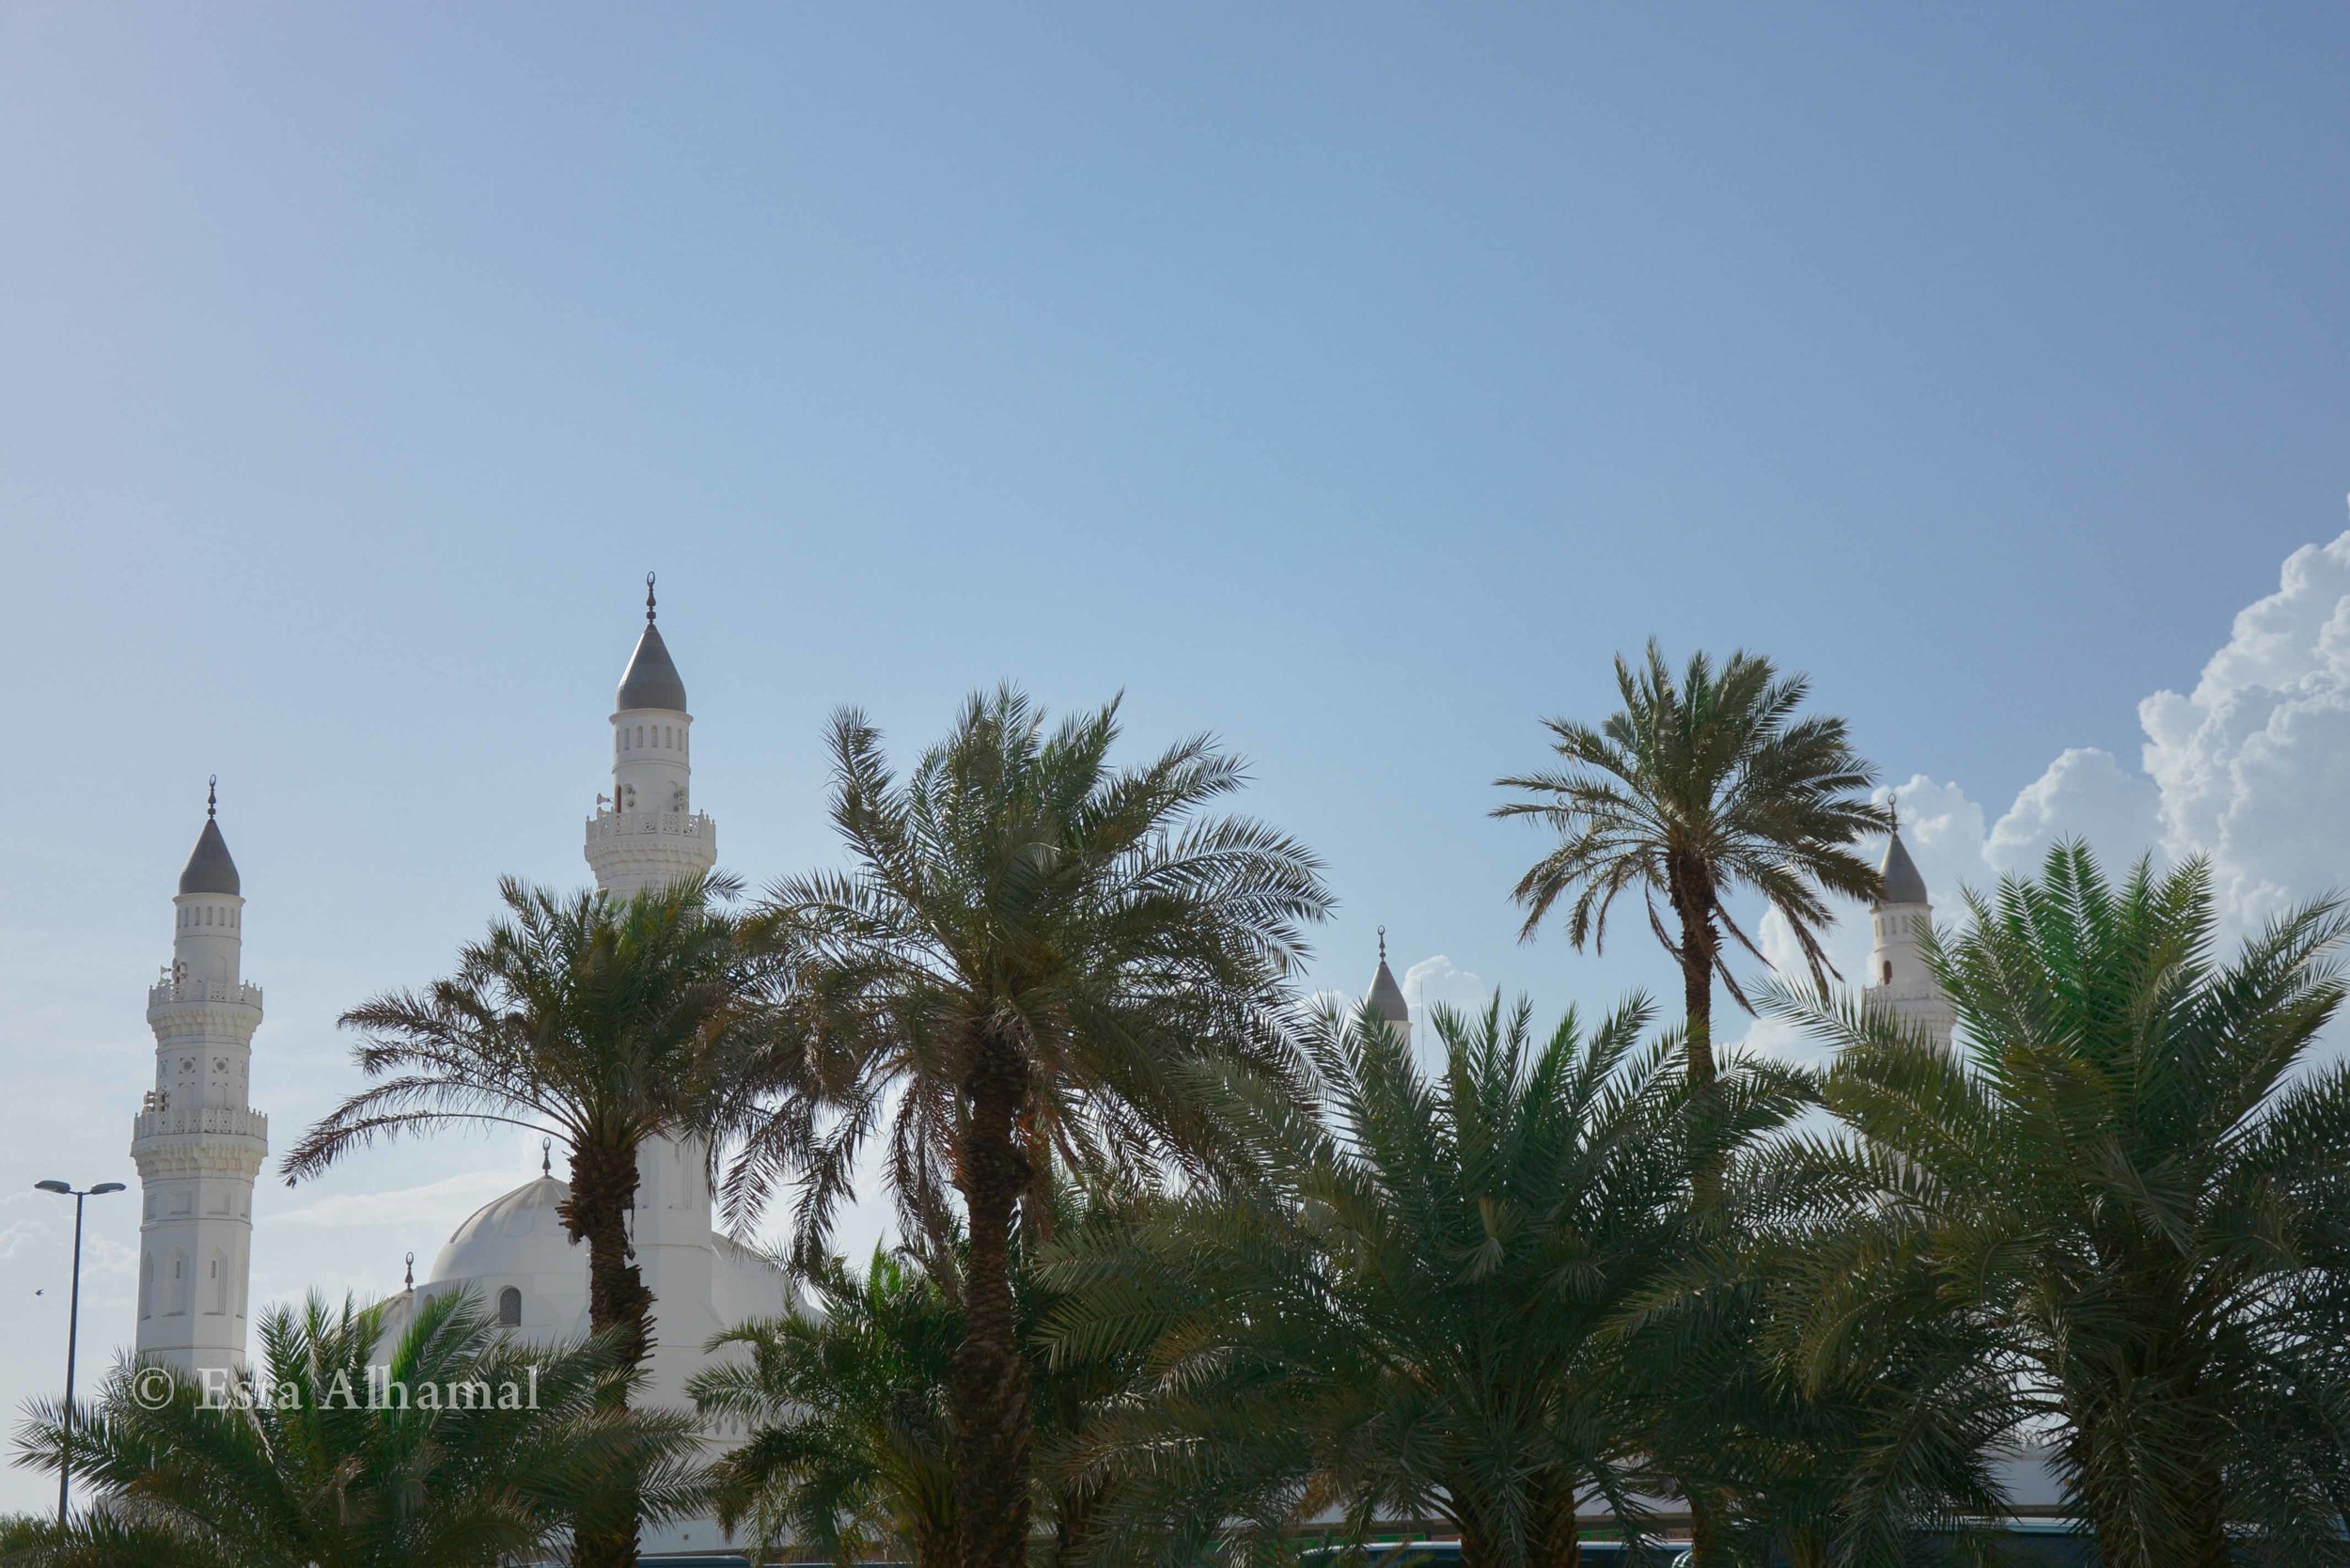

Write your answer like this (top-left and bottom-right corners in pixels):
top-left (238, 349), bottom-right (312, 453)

top-left (1864, 823), bottom-right (1955, 1047)
top-left (132, 781), bottom-right (268, 1376)
top-left (1366, 928), bottom-right (1411, 1048)
top-left (582, 575), bottom-right (719, 1413)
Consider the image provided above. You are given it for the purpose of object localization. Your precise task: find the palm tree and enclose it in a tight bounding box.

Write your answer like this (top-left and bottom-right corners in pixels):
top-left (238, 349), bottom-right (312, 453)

top-left (1038, 996), bottom-right (1811, 1568)
top-left (719, 688), bottom-right (1330, 1568)
top-left (1665, 1169), bottom-right (2015, 1568)
top-left (690, 1247), bottom-right (962, 1568)
top-left (8, 1289), bottom-right (702, 1568)
top-left (1493, 643), bottom-right (1887, 1102)
top-left (691, 1201), bottom-right (1138, 1568)
top-left (280, 872), bottom-right (744, 1568)
top-left (1493, 647), bottom-right (1885, 1566)
top-left (1775, 844), bottom-right (2350, 1568)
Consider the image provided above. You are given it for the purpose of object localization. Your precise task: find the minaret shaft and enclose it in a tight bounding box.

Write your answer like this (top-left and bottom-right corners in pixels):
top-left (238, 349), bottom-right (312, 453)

top-left (584, 588), bottom-right (718, 1414)
top-left (133, 798), bottom-right (266, 1375)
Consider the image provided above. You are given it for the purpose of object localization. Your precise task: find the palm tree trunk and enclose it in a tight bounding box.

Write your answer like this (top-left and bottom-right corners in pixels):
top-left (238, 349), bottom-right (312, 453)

top-left (1684, 1500), bottom-right (1722, 1568)
top-left (1051, 1468), bottom-right (1106, 1567)
top-left (1783, 1526), bottom-right (1831, 1568)
top-left (1668, 867), bottom-right (1717, 1099)
top-left (565, 1136), bottom-right (652, 1568)
top-left (917, 1520), bottom-right (962, 1568)
top-left (1670, 873), bottom-right (1728, 1568)
top-left (2073, 1415), bottom-right (2232, 1568)
top-left (951, 1027), bottom-right (1034, 1568)
top-left (1536, 1485), bottom-right (1583, 1568)
top-left (2182, 1463), bottom-right (2232, 1568)
top-left (1452, 1489), bottom-right (1581, 1568)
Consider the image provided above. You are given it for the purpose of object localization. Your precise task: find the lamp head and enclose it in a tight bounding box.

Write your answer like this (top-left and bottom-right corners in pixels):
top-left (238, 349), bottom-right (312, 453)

top-left (90, 1183), bottom-right (126, 1196)
top-left (34, 1181), bottom-right (70, 1195)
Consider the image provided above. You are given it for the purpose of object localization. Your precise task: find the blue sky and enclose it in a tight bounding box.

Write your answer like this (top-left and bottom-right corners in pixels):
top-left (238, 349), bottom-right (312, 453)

top-left (4, 3), bottom-right (2347, 1513)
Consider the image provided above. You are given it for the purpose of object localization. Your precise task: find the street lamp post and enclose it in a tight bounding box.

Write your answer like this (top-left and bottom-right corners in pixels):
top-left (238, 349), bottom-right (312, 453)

top-left (35, 1179), bottom-right (126, 1528)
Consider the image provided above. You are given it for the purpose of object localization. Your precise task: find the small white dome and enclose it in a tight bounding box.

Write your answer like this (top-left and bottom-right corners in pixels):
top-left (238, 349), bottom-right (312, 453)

top-left (421, 1176), bottom-right (592, 1340)
top-left (429, 1176), bottom-right (580, 1285)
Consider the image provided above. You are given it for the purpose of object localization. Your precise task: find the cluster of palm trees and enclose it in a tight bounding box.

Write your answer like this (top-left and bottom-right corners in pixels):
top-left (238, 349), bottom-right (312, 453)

top-left (15, 653), bottom-right (2350, 1568)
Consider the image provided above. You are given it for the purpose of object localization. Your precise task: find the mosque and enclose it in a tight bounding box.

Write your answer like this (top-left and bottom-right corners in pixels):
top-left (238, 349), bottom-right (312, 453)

top-left (129, 586), bottom-right (788, 1556)
top-left (119, 586), bottom-right (1957, 1558)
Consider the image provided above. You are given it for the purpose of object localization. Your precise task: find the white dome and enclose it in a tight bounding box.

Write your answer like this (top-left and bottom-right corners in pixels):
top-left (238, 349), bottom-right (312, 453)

top-left (414, 1174), bottom-right (795, 1357)
top-left (421, 1176), bottom-right (591, 1340)
top-left (430, 1176), bottom-right (579, 1283)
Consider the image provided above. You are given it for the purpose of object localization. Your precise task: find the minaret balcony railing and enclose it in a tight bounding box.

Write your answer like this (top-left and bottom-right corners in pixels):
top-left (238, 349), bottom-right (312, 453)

top-left (148, 980), bottom-right (264, 1010)
top-left (585, 808), bottom-right (714, 844)
top-left (132, 1105), bottom-right (269, 1143)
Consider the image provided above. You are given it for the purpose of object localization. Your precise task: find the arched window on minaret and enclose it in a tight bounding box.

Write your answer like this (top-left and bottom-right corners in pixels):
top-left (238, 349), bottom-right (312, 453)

top-left (139, 1254), bottom-right (154, 1321)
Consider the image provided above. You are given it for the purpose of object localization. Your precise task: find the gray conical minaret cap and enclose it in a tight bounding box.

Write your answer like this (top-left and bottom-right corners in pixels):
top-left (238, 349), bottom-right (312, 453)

top-left (1367, 931), bottom-right (1409, 1026)
top-left (616, 575), bottom-right (689, 713)
top-left (178, 795), bottom-right (241, 896)
top-left (1874, 830), bottom-right (1929, 908)
top-left (617, 623), bottom-right (689, 712)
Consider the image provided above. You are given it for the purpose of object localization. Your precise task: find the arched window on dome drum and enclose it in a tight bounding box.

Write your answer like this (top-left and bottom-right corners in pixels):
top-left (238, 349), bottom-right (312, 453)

top-left (497, 1286), bottom-right (523, 1327)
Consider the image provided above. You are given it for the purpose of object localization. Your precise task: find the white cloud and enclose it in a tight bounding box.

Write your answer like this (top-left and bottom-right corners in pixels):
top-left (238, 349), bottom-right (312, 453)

top-left (275, 1168), bottom-right (525, 1231)
top-left (1986, 747), bottom-right (2160, 876)
top-left (1740, 520), bottom-right (2350, 1058)
top-left (2140, 531), bottom-right (2350, 926)
top-left (1402, 954), bottom-right (1491, 1015)
top-left (1736, 906), bottom-right (1833, 1064)
top-left (84, 1231), bottom-right (139, 1279)
top-left (0, 1219), bottom-right (52, 1264)
top-left (1308, 950), bottom-right (1489, 1023)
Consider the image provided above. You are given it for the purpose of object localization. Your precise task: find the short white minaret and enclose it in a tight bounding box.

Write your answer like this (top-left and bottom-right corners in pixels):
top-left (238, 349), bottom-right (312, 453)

top-left (582, 576), bottom-right (719, 1415)
top-left (586, 574), bottom-right (717, 897)
top-left (132, 781), bottom-right (269, 1376)
top-left (1366, 927), bottom-right (1411, 1048)
top-left (1864, 823), bottom-right (1954, 1048)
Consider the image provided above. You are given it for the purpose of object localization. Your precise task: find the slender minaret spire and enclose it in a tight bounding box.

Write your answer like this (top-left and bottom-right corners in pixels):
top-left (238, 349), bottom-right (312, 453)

top-left (586, 572), bottom-right (715, 894)
top-left (1864, 808), bottom-right (1955, 1047)
top-left (1366, 926), bottom-right (1411, 1047)
top-left (582, 582), bottom-right (719, 1415)
top-left (132, 781), bottom-right (269, 1376)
